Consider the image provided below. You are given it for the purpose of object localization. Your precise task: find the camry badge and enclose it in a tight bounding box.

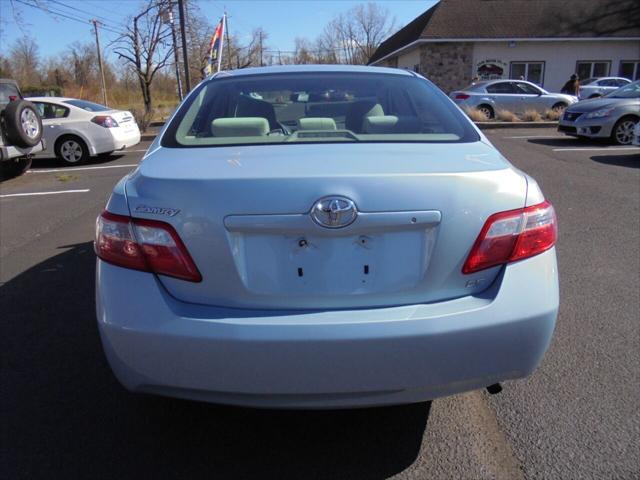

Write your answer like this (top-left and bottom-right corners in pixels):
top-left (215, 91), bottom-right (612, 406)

top-left (135, 205), bottom-right (180, 217)
top-left (310, 196), bottom-right (357, 228)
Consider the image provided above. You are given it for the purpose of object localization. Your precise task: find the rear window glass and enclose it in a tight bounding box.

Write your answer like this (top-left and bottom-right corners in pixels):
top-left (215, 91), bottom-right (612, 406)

top-left (163, 72), bottom-right (479, 148)
top-left (64, 99), bottom-right (110, 112)
top-left (0, 83), bottom-right (21, 105)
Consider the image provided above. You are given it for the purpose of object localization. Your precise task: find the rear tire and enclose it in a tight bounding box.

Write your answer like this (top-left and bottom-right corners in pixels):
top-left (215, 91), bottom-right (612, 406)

top-left (589, 94), bottom-right (601, 99)
top-left (551, 102), bottom-right (567, 112)
top-left (55, 135), bottom-right (89, 165)
top-left (2, 100), bottom-right (42, 148)
top-left (0, 156), bottom-right (32, 180)
top-left (477, 104), bottom-right (494, 120)
top-left (611, 116), bottom-right (638, 145)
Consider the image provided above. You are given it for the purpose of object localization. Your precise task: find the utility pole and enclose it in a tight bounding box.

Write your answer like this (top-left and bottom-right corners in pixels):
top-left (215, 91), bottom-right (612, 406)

top-left (177, 0), bottom-right (191, 92)
top-left (224, 12), bottom-right (231, 70)
top-left (167, 1), bottom-right (183, 100)
top-left (91, 19), bottom-right (108, 106)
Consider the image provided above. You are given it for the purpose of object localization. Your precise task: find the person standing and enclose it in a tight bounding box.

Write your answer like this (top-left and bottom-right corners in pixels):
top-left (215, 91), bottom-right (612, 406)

top-left (561, 74), bottom-right (580, 96)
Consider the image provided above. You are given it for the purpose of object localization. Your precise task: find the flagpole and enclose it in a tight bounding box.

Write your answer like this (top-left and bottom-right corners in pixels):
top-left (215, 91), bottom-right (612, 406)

top-left (217, 13), bottom-right (226, 73)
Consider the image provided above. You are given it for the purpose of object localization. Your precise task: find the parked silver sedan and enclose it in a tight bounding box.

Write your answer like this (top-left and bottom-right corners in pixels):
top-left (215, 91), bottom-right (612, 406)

top-left (450, 80), bottom-right (577, 119)
top-left (558, 80), bottom-right (640, 145)
top-left (578, 77), bottom-right (631, 100)
top-left (95, 65), bottom-right (559, 409)
top-left (27, 97), bottom-right (141, 164)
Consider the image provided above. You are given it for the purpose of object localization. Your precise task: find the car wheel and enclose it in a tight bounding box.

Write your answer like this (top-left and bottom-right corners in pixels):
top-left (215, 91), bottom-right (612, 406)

top-left (551, 102), bottom-right (567, 112)
top-left (2, 100), bottom-right (43, 148)
top-left (612, 117), bottom-right (638, 145)
top-left (0, 156), bottom-right (32, 180)
top-left (477, 105), bottom-right (494, 120)
top-left (55, 136), bottom-right (89, 165)
top-left (589, 94), bottom-right (601, 99)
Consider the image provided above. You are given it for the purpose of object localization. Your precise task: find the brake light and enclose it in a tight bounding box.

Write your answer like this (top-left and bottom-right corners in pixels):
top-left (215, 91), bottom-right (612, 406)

top-left (8, 95), bottom-right (17, 101)
top-left (455, 93), bottom-right (470, 100)
top-left (95, 211), bottom-right (202, 282)
top-left (462, 201), bottom-right (557, 274)
top-left (91, 115), bottom-right (119, 128)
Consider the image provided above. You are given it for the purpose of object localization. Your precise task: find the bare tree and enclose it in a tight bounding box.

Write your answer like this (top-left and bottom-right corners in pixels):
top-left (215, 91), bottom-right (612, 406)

top-left (8, 36), bottom-right (41, 85)
top-left (316, 2), bottom-right (395, 65)
top-left (114, 0), bottom-right (174, 129)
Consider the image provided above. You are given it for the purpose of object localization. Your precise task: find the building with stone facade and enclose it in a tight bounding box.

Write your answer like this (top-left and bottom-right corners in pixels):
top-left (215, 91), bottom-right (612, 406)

top-left (368, 0), bottom-right (640, 93)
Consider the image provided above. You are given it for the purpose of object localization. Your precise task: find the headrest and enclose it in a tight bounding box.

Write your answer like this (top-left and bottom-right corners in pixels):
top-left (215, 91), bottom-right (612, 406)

top-left (297, 117), bottom-right (337, 130)
top-left (211, 117), bottom-right (270, 137)
top-left (363, 116), bottom-right (422, 134)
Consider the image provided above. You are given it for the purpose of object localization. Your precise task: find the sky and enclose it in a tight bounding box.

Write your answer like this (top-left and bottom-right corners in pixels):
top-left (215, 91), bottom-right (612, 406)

top-left (0, 0), bottom-right (437, 61)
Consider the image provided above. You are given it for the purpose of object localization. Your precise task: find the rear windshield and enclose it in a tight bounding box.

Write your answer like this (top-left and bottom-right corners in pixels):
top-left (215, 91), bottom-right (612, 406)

top-left (64, 99), bottom-right (110, 112)
top-left (163, 72), bottom-right (479, 148)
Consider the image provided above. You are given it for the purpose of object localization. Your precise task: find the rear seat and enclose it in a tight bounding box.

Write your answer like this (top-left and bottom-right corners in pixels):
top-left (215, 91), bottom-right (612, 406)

top-left (345, 100), bottom-right (384, 133)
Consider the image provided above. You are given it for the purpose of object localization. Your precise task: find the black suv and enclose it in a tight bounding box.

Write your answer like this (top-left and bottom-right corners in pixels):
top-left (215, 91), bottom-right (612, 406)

top-left (0, 79), bottom-right (45, 178)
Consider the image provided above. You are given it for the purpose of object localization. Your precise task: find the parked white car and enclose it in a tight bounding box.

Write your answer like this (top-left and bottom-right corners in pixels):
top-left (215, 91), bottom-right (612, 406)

top-left (578, 77), bottom-right (631, 100)
top-left (26, 97), bottom-right (140, 164)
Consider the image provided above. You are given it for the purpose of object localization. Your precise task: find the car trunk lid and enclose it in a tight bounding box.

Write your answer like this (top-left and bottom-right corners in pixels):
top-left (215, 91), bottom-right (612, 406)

top-left (125, 141), bottom-right (527, 309)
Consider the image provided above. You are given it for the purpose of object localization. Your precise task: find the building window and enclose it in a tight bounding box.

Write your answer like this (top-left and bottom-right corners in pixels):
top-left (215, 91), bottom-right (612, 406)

top-left (510, 62), bottom-right (545, 86)
top-left (619, 61), bottom-right (640, 80)
top-left (576, 61), bottom-right (610, 79)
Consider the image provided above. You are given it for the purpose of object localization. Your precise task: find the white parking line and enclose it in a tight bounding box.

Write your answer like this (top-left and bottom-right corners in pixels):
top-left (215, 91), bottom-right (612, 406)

top-left (0, 189), bottom-right (90, 198)
top-left (552, 147), bottom-right (640, 152)
top-left (28, 164), bottom-right (138, 174)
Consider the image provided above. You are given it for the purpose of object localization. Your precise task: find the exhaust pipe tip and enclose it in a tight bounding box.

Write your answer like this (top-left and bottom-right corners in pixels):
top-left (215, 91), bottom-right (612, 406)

top-left (486, 383), bottom-right (503, 395)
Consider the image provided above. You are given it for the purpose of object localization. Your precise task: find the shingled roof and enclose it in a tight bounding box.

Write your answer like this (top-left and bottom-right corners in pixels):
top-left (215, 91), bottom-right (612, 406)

top-left (369, 0), bottom-right (640, 64)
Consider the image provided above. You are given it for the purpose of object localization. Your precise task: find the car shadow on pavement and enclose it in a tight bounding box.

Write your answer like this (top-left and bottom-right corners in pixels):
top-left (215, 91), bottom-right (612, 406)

top-left (590, 153), bottom-right (640, 168)
top-left (526, 137), bottom-right (609, 147)
top-left (29, 153), bottom-right (127, 169)
top-left (2, 242), bottom-right (430, 480)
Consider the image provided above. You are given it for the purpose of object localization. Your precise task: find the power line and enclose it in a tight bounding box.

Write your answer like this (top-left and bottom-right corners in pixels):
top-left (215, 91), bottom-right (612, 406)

top-left (13, 0), bottom-right (123, 35)
top-left (46, 0), bottom-right (128, 30)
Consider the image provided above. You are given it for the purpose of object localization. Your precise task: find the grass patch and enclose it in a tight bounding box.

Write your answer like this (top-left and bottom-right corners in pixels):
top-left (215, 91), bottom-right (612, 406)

top-left (462, 107), bottom-right (489, 122)
top-left (56, 174), bottom-right (78, 182)
top-left (544, 109), bottom-right (563, 121)
top-left (521, 109), bottom-right (543, 122)
top-left (496, 110), bottom-right (520, 122)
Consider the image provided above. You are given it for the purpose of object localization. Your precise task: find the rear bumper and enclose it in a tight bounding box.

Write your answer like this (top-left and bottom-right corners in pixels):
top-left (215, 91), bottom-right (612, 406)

top-left (96, 248), bottom-right (558, 408)
top-left (91, 129), bottom-right (141, 155)
top-left (0, 140), bottom-right (45, 161)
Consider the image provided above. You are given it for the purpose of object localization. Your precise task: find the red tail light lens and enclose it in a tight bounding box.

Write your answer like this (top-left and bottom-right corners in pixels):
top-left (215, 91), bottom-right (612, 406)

top-left (455, 93), bottom-right (470, 100)
top-left (462, 201), bottom-right (557, 274)
top-left (95, 211), bottom-right (202, 282)
top-left (91, 115), bottom-right (119, 128)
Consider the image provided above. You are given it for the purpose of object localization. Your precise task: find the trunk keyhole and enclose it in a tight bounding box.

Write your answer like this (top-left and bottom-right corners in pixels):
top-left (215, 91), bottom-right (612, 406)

top-left (297, 267), bottom-right (304, 277)
top-left (364, 265), bottom-right (369, 275)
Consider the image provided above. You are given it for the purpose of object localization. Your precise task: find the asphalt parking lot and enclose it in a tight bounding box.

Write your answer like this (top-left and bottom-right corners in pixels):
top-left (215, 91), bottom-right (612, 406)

top-left (2, 129), bottom-right (639, 479)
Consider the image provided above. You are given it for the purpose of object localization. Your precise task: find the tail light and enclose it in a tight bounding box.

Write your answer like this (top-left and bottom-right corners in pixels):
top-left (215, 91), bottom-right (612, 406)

top-left (462, 201), bottom-right (557, 274)
top-left (95, 211), bottom-right (202, 282)
top-left (455, 93), bottom-right (470, 100)
top-left (91, 115), bottom-right (119, 128)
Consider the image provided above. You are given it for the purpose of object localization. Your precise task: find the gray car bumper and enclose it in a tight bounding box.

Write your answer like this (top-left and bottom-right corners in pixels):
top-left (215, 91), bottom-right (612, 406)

top-left (0, 139), bottom-right (45, 161)
top-left (558, 116), bottom-right (615, 139)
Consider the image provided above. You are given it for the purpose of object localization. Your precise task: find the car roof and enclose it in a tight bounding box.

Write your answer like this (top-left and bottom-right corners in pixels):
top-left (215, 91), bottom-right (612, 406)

top-left (211, 64), bottom-right (415, 79)
top-left (26, 96), bottom-right (74, 102)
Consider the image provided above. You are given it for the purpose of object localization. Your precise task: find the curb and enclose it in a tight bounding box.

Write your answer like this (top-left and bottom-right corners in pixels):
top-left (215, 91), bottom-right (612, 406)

top-left (476, 121), bottom-right (558, 130)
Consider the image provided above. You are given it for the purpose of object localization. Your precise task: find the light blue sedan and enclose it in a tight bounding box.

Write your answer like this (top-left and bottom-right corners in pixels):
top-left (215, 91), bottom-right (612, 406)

top-left (95, 65), bottom-right (559, 408)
